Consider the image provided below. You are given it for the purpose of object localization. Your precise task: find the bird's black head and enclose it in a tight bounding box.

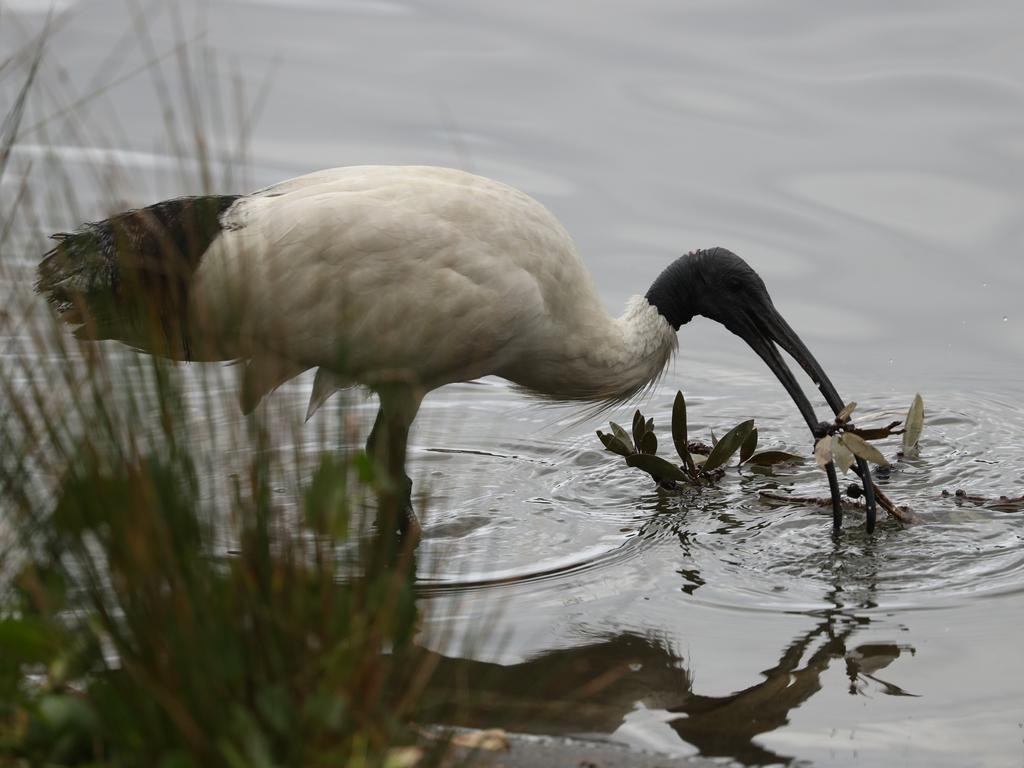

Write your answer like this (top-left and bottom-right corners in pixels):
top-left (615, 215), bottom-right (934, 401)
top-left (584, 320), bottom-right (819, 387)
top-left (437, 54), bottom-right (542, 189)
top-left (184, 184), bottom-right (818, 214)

top-left (646, 247), bottom-right (876, 528)
top-left (646, 247), bottom-right (839, 418)
top-left (646, 247), bottom-right (772, 333)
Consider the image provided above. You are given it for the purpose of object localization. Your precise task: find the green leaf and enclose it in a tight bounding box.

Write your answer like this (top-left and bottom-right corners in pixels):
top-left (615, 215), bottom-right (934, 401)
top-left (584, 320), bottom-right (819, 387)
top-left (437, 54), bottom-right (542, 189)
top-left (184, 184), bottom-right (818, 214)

top-left (671, 391), bottom-right (695, 473)
top-left (746, 450), bottom-right (803, 466)
top-left (626, 453), bottom-right (689, 482)
top-left (597, 430), bottom-right (633, 458)
top-left (710, 429), bottom-right (719, 447)
top-left (842, 432), bottom-right (890, 466)
top-left (814, 436), bottom-right (833, 468)
top-left (703, 420), bottom-right (755, 473)
top-left (902, 393), bottom-right (925, 452)
top-left (645, 417), bottom-right (654, 434)
top-left (640, 430), bottom-right (658, 455)
top-left (837, 401), bottom-right (857, 423)
top-left (833, 435), bottom-right (856, 474)
top-left (739, 426), bottom-right (758, 464)
top-left (609, 421), bottom-right (635, 454)
top-left (632, 410), bottom-right (646, 452)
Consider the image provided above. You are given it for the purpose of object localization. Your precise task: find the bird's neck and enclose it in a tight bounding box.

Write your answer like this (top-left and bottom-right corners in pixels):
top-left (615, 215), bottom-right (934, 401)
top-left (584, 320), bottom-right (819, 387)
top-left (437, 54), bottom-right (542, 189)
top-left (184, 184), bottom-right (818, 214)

top-left (506, 296), bottom-right (677, 405)
top-left (604, 296), bottom-right (679, 398)
top-left (644, 251), bottom-right (700, 330)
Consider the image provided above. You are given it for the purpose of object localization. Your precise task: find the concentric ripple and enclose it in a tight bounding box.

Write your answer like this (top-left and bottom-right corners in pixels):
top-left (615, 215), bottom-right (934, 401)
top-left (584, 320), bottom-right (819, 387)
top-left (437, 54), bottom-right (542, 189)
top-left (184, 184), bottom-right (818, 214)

top-left (414, 387), bottom-right (1024, 613)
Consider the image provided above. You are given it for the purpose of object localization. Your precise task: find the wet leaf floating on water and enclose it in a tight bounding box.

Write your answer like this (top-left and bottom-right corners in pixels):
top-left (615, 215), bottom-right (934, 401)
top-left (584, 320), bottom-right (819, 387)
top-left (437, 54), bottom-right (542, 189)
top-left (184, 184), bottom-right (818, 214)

top-left (671, 391), bottom-right (695, 474)
top-left (609, 421), bottom-right (635, 455)
top-left (833, 435), bottom-right (856, 474)
top-left (626, 452), bottom-right (689, 482)
top-left (814, 436), bottom-right (833, 468)
top-left (847, 421), bottom-right (902, 441)
top-left (739, 427), bottom-right (758, 464)
top-left (902, 393), bottom-right (925, 453)
top-left (703, 420), bottom-right (755, 473)
top-left (842, 432), bottom-right (889, 467)
top-left (837, 401), bottom-right (857, 423)
top-left (596, 430), bottom-right (632, 458)
top-left (745, 450), bottom-right (804, 467)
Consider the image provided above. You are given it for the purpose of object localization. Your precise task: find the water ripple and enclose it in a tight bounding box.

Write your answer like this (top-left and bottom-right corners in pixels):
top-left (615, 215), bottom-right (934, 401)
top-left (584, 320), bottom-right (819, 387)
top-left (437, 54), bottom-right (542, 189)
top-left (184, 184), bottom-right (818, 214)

top-left (417, 389), bottom-right (1024, 614)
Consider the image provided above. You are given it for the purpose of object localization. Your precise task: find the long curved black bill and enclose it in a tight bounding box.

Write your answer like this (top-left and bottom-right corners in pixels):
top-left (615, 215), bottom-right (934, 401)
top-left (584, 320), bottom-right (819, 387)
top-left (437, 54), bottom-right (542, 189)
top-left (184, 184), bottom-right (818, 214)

top-left (759, 309), bottom-right (877, 533)
top-left (737, 305), bottom-right (877, 532)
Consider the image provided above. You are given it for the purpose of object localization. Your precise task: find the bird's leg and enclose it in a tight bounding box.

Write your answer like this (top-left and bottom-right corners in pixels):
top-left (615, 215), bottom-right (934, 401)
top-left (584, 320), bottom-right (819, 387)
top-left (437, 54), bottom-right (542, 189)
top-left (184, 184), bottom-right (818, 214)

top-left (365, 407), bottom-right (385, 461)
top-left (366, 386), bottom-right (422, 569)
top-left (367, 406), bottom-right (419, 537)
top-left (362, 391), bottom-right (422, 648)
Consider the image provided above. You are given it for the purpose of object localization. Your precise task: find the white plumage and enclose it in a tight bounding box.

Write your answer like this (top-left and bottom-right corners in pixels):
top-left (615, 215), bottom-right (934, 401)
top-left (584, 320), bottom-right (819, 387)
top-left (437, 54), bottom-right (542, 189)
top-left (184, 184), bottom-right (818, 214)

top-left (195, 166), bottom-right (677, 418)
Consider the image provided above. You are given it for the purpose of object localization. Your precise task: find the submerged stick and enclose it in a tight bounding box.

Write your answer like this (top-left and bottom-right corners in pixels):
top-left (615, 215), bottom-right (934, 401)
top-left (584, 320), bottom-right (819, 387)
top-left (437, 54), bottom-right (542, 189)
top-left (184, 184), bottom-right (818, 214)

top-left (759, 490), bottom-right (861, 511)
top-left (941, 489), bottom-right (1024, 510)
top-left (759, 486), bottom-right (917, 525)
top-left (863, 481), bottom-right (916, 524)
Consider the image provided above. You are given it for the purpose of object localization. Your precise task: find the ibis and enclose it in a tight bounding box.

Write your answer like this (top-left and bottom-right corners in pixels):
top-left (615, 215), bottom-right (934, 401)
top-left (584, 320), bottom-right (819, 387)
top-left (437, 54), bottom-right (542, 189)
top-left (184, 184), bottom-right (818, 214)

top-left (37, 165), bottom-right (876, 535)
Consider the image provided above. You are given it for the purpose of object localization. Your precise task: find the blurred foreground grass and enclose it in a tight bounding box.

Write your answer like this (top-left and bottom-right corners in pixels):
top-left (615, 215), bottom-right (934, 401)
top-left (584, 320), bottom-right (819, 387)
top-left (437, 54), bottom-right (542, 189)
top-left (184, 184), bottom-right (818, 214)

top-left (0, 28), bottom-right (445, 768)
top-left (1, 388), bottom-right (431, 766)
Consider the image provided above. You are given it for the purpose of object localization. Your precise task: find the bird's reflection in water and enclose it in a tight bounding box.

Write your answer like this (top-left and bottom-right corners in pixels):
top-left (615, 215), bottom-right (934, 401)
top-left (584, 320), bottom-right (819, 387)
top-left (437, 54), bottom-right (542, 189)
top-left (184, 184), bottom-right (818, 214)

top-left (667, 590), bottom-right (916, 765)
top-left (416, 503), bottom-right (916, 765)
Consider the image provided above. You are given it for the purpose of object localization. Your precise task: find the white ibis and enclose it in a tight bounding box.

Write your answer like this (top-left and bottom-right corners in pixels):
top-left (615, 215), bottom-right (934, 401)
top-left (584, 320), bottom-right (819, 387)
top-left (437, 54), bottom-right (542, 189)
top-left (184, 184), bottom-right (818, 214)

top-left (37, 165), bottom-right (876, 534)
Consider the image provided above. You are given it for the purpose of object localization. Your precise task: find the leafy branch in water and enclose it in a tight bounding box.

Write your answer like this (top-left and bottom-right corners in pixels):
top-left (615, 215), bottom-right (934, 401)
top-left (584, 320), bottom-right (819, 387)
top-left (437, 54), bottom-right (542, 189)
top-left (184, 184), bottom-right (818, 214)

top-left (597, 391), bottom-right (803, 488)
top-left (596, 391), bottom-right (927, 524)
top-left (810, 393), bottom-right (925, 474)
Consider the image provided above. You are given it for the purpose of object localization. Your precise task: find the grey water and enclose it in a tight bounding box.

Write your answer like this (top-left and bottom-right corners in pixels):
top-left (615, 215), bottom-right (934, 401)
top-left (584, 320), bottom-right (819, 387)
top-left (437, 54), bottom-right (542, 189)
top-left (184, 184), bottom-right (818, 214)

top-left (2, 1), bottom-right (1024, 765)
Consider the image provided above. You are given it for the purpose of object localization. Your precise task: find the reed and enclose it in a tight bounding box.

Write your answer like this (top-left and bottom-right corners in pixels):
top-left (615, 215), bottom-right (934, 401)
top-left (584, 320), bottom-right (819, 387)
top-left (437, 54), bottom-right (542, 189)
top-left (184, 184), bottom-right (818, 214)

top-left (0, 24), bottom-right (441, 768)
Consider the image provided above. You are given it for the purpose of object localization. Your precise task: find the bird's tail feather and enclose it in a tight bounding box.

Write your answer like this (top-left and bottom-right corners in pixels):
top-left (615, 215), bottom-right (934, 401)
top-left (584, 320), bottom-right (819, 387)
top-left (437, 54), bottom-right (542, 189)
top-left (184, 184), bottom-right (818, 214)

top-left (36, 194), bottom-right (240, 360)
top-left (305, 368), bottom-right (349, 421)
